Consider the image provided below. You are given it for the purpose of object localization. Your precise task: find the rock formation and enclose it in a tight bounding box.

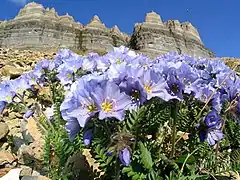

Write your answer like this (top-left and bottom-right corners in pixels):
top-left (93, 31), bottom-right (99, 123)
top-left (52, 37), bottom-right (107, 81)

top-left (0, 2), bottom-right (214, 58)
top-left (129, 11), bottom-right (214, 58)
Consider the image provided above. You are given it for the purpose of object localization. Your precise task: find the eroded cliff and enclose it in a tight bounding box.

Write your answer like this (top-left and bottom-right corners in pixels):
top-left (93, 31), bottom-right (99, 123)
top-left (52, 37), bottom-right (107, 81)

top-left (0, 2), bottom-right (213, 58)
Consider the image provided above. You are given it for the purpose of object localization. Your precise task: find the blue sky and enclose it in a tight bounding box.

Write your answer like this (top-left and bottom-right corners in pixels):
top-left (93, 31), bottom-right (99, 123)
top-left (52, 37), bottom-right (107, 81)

top-left (0, 0), bottom-right (239, 57)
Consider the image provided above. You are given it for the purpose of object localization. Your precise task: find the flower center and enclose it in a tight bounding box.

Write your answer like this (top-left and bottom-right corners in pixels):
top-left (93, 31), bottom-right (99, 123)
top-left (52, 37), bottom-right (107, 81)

top-left (116, 59), bottom-right (122, 64)
top-left (171, 84), bottom-right (180, 94)
top-left (73, 67), bottom-right (78, 73)
top-left (88, 104), bottom-right (97, 113)
top-left (144, 84), bottom-right (152, 94)
top-left (67, 73), bottom-right (72, 79)
top-left (102, 100), bottom-right (113, 112)
top-left (131, 89), bottom-right (140, 101)
top-left (16, 89), bottom-right (23, 94)
top-left (143, 64), bottom-right (147, 68)
top-left (6, 95), bottom-right (12, 102)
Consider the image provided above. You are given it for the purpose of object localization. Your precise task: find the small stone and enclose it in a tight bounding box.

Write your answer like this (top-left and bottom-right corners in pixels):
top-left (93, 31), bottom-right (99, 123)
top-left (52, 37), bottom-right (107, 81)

top-left (0, 150), bottom-right (16, 166)
top-left (0, 142), bottom-right (9, 150)
top-left (20, 167), bottom-right (32, 176)
top-left (21, 176), bottom-right (39, 180)
top-left (21, 176), bottom-right (51, 180)
top-left (4, 162), bottom-right (17, 168)
top-left (31, 170), bottom-right (40, 176)
top-left (12, 161), bottom-right (17, 167)
top-left (37, 176), bottom-right (51, 180)
top-left (0, 122), bottom-right (9, 140)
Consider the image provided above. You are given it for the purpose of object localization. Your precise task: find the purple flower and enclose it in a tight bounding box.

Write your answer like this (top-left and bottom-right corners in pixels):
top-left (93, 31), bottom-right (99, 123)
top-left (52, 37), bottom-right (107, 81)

top-left (45, 106), bottom-right (54, 120)
top-left (0, 85), bottom-right (15, 103)
top-left (199, 111), bottom-right (224, 146)
top-left (0, 101), bottom-right (7, 114)
top-left (24, 110), bottom-right (34, 119)
top-left (82, 57), bottom-right (97, 72)
top-left (9, 77), bottom-right (31, 96)
top-left (204, 110), bottom-right (221, 128)
top-left (106, 63), bottom-right (128, 84)
top-left (139, 70), bottom-right (176, 101)
top-left (56, 67), bottom-right (74, 86)
top-left (55, 49), bottom-right (74, 61)
top-left (93, 81), bottom-right (131, 121)
top-left (206, 129), bottom-right (224, 146)
top-left (60, 91), bottom-right (79, 121)
top-left (119, 147), bottom-right (131, 166)
top-left (83, 129), bottom-right (93, 146)
top-left (65, 118), bottom-right (81, 141)
top-left (62, 58), bottom-right (83, 73)
top-left (35, 59), bottom-right (50, 70)
top-left (66, 89), bottom-right (98, 127)
top-left (119, 79), bottom-right (146, 109)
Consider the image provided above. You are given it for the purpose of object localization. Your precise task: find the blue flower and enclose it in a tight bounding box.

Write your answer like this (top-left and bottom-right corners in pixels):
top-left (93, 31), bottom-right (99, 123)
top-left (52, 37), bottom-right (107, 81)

top-left (61, 58), bottom-right (83, 73)
top-left (139, 70), bottom-right (176, 101)
top-left (60, 91), bottom-right (79, 121)
top-left (206, 129), bottom-right (224, 146)
top-left (119, 79), bottom-right (146, 109)
top-left (82, 57), bottom-right (97, 72)
top-left (167, 75), bottom-right (185, 100)
top-left (93, 81), bottom-right (131, 121)
top-left (65, 118), bottom-right (81, 141)
top-left (66, 88), bottom-right (98, 127)
top-left (45, 106), bottom-right (54, 120)
top-left (119, 147), bottom-right (131, 166)
top-left (199, 110), bottom-right (224, 146)
top-left (24, 110), bottom-right (34, 119)
top-left (56, 67), bottom-right (74, 86)
top-left (0, 85), bottom-right (15, 103)
top-left (35, 59), bottom-right (50, 71)
top-left (204, 110), bottom-right (221, 128)
top-left (0, 101), bottom-right (7, 114)
top-left (83, 129), bottom-right (93, 146)
top-left (8, 77), bottom-right (31, 96)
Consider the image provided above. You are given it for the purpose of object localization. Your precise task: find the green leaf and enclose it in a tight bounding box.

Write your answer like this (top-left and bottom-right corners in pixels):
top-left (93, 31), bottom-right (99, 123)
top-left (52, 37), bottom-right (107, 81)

top-left (175, 154), bottom-right (196, 164)
top-left (139, 141), bottom-right (153, 170)
top-left (122, 167), bottom-right (131, 173)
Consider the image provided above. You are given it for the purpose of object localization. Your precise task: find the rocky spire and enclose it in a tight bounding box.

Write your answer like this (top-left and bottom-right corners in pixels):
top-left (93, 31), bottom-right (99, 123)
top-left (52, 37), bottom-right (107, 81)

top-left (59, 13), bottom-right (75, 22)
top-left (45, 7), bottom-right (58, 19)
top-left (86, 15), bottom-right (106, 29)
top-left (145, 11), bottom-right (163, 24)
top-left (111, 25), bottom-right (121, 34)
top-left (14, 2), bottom-right (44, 20)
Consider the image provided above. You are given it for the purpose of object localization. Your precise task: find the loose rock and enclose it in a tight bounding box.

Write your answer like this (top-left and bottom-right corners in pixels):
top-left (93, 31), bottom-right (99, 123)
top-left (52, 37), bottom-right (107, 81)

top-left (0, 123), bottom-right (9, 140)
top-left (0, 150), bottom-right (16, 166)
top-left (20, 167), bottom-right (33, 177)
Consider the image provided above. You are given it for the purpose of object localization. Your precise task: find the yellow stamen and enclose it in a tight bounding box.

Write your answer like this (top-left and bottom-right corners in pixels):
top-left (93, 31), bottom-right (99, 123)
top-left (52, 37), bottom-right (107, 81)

top-left (67, 73), bottom-right (72, 78)
top-left (88, 104), bottom-right (97, 112)
top-left (102, 100), bottom-right (113, 112)
top-left (116, 59), bottom-right (122, 64)
top-left (16, 89), bottom-right (23, 94)
top-left (6, 95), bottom-right (11, 102)
top-left (144, 84), bottom-right (152, 94)
top-left (73, 67), bottom-right (77, 73)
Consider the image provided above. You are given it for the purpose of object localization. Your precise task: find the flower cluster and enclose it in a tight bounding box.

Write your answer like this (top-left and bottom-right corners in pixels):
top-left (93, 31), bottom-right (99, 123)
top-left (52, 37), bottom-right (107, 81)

top-left (0, 46), bottom-right (239, 166)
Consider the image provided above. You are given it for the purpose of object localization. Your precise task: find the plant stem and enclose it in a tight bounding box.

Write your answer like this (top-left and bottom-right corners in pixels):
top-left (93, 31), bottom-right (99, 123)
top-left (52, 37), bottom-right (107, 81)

top-left (215, 117), bottom-right (226, 166)
top-left (115, 158), bottom-right (120, 180)
top-left (178, 148), bottom-right (199, 178)
top-left (170, 101), bottom-right (178, 158)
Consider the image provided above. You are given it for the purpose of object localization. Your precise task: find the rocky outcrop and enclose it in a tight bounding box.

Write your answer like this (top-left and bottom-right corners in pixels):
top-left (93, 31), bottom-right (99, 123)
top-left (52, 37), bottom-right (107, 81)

top-left (0, 2), bottom-right (213, 58)
top-left (129, 11), bottom-right (214, 58)
top-left (0, 48), bottom-right (56, 80)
